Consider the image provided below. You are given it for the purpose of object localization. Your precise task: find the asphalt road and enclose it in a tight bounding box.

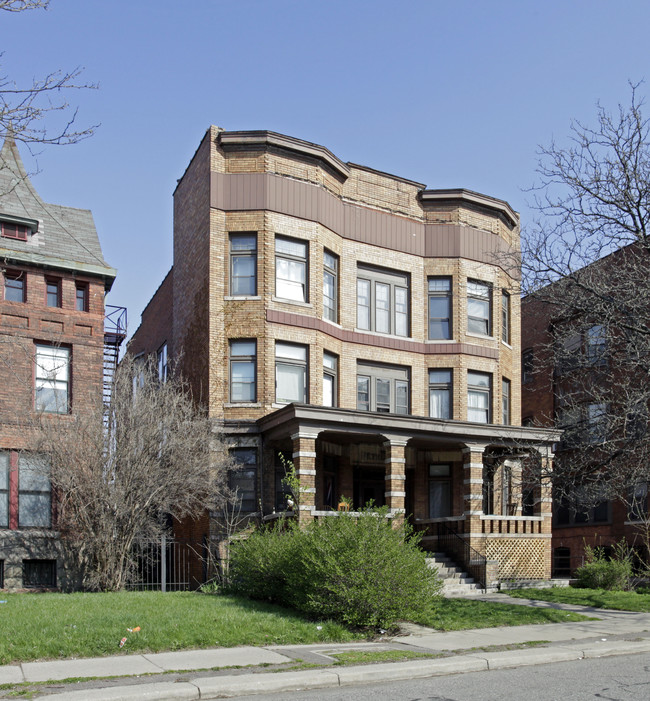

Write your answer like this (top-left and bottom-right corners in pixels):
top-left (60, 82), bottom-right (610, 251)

top-left (229, 652), bottom-right (650, 701)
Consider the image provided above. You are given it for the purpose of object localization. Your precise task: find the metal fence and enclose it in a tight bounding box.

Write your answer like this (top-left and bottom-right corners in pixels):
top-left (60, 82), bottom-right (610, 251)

top-left (126, 537), bottom-right (208, 592)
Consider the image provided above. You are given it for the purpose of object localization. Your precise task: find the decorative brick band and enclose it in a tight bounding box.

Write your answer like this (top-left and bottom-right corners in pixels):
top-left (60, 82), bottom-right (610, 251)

top-left (267, 309), bottom-right (500, 359)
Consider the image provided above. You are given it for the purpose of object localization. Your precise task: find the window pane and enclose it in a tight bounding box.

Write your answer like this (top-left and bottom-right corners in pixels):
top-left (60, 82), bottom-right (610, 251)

top-left (19, 457), bottom-right (49, 491)
top-left (428, 278), bottom-right (450, 293)
top-left (276, 343), bottom-right (306, 361)
top-left (430, 388), bottom-right (450, 419)
top-left (468, 390), bottom-right (489, 423)
top-left (276, 238), bottom-right (307, 258)
top-left (429, 480), bottom-right (451, 517)
top-left (395, 287), bottom-right (408, 337)
top-left (5, 277), bottom-right (24, 302)
top-left (323, 353), bottom-right (337, 370)
top-left (276, 258), bottom-right (306, 301)
top-left (276, 364), bottom-right (305, 403)
top-left (323, 373), bottom-right (334, 407)
top-left (231, 361), bottom-right (255, 401)
top-left (231, 340), bottom-right (256, 357)
top-left (375, 283), bottom-right (390, 333)
top-left (468, 281), bottom-right (489, 298)
top-left (231, 234), bottom-right (256, 251)
top-left (376, 378), bottom-right (390, 411)
top-left (0, 453), bottom-right (8, 528)
top-left (357, 279), bottom-right (370, 329)
top-left (19, 494), bottom-right (51, 527)
top-left (36, 347), bottom-right (69, 382)
top-left (429, 369), bottom-right (451, 384)
top-left (357, 376), bottom-right (370, 411)
top-left (395, 380), bottom-right (408, 414)
top-left (468, 371), bottom-right (490, 388)
top-left (231, 256), bottom-right (256, 295)
top-left (323, 269), bottom-right (336, 321)
top-left (46, 281), bottom-right (59, 307)
top-left (324, 251), bottom-right (337, 270)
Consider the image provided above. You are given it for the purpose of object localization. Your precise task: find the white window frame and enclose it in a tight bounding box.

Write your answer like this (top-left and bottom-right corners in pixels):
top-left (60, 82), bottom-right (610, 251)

top-left (275, 342), bottom-right (308, 404)
top-left (467, 370), bottom-right (491, 423)
top-left (467, 279), bottom-right (491, 336)
top-left (35, 345), bottom-right (70, 414)
top-left (502, 377), bottom-right (511, 425)
top-left (323, 250), bottom-right (338, 322)
top-left (323, 351), bottom-right (338, 407)
top-left (157, 342), bottom-right (168, 383)
top-left (501, 290), bottom-right (510, 344)
top-left (275, 236), bottom-right (308, 302)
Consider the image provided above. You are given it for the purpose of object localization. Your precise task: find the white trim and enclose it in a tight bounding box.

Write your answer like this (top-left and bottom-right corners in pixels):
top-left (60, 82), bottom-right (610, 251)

top-left (464, 462), bottom-right (484, 470)
top-left (385, 474), bottom-right (406, 481)
top-left (224, 295), bottom-right (261, 301)
top-left (385, 491), bottom-right (406, 497)
top-left (384, 457), bottom-right (406, 464)
top-left (464, 478), bottom-right (484, 485)
top-left (480, 514), bottom-right (543, 522)
top-left (292, 451), bottom-right (317, 459)
top-left (296, 469), bottom-right (316, 476)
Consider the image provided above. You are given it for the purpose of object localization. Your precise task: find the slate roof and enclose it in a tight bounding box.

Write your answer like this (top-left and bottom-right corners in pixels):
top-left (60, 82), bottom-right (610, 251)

top-left (0, 134), bottom-right (116, 289)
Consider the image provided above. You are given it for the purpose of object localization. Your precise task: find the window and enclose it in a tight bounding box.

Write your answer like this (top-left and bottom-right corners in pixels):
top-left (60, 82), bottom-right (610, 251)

top-left (276, 236), bottom-right (308, 302)
top-left (1, 221), bottom-right (29, 241)
top-left (587, 402), bottom-right (607, 443)
top-left (467, 280), bottom-right (491, 335)
top-left (467, 371), bottom-right (491, 423)
top-left (46, 278), bottom-right (61, 308)
top-left (4, 271), bottom-right (25, 302)
top-left (554, 497), bottom-right (609, 526)
top-left (429, 369), bottom-right (452, 419)
top-left (23, 559), bottom-right (56, 588)
top-left (502, 378), bottom-right (511, 425)
top-left (18, 455), bottom-right (51, 528)
top-left (323, 250), bottom-right (338, 322)
top-left (428, 277), bottom-right (452, 339)
top-left (35, 345), bottom-right (70, 413)
top-left (229, 448), bottom-right (257, 513)
top-left (586, 324), bottom-right (606, 365)
top-left (356, 362), bottom-right (409, 414)
top-left (75, 282), bottom-right (88, 311)
top-left (229, 340), bottom-right (256, 402)
top-left (628, 483), bottom-right (648, 522)
top-left (501, 290), bottom-right (510, 344)
top-left (429, 464), bottom-right (451, 518)
top-left (0, 559), bottom-right (4, 589)
top-left (275, 342), bottom-right (308, 403)
top-left (229, 233), bottom-right (257, 296)
top-left (553, 547), bottom-right (571, 577)
top-left (522, 348), bottom-right (534, 384)
top-left (323, 352), bottom-right (338, 407)
top-left (357, 266), bottom-right (409, 337)
top-left (0, 452), bottom-right (8, 528)
top-left (157, 343), bottom-right (168, 383)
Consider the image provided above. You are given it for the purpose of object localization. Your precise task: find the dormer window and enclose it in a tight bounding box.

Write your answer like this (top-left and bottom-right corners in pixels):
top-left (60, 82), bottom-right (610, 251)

top-left (1, 222), bottom-right (29, 241)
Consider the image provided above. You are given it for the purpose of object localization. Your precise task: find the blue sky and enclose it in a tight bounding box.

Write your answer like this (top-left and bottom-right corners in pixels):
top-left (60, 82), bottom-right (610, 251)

top-left (3, 0), bottom-right (649, 337)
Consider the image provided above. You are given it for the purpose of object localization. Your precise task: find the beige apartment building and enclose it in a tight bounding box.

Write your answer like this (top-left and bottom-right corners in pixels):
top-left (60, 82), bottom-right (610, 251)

top-left (130, 127), bottom-right (559, 587)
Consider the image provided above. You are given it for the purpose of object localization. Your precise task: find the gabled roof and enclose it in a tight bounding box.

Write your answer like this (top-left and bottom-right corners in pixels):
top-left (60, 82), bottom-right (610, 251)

top-left (0, 134), bottom-right (116, 289)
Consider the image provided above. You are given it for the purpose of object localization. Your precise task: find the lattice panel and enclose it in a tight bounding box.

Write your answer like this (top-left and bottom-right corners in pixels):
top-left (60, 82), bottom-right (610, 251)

top-left (486, 539), bottom-right (549, 579)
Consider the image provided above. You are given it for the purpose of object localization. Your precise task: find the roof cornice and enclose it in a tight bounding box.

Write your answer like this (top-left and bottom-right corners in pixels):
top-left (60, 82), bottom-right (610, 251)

top-left (218, 130), bottom-right (351, 180)
top-left (420, 188), bottom-right (519, 228)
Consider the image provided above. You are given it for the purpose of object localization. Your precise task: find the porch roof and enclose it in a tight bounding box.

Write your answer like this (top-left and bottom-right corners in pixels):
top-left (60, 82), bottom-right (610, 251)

top-left (256, 404), bottom-right (560, 449)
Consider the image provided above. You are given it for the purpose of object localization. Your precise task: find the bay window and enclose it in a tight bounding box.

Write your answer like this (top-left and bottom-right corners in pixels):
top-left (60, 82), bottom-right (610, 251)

top-left (275, 342), bottom-right (308, 404)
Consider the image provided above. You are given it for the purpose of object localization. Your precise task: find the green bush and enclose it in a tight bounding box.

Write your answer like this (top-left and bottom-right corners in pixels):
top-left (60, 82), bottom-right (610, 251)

top-left (228, 508), bottom-right (442, 628)
top-left (227, 520), bottom-right (299, 602)
top-left (575, 542), bottom-right (632, 591)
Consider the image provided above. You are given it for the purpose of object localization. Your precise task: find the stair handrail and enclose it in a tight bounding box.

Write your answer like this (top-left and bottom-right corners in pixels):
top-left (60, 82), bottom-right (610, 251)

top-left (435, 522), bottom-right (487, 590)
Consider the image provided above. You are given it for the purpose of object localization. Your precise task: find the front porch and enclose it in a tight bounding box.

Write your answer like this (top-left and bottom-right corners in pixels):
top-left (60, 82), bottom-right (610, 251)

top-left (257, 404), bottom-right (559, 586)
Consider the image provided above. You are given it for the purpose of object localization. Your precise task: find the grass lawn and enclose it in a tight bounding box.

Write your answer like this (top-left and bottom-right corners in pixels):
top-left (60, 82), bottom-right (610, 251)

top-left (0, 590), bottom-right (595, 665)
top-left (507, 587), bottom-right (650, 612)
top-left (409, 598), bottom-right (592, 631)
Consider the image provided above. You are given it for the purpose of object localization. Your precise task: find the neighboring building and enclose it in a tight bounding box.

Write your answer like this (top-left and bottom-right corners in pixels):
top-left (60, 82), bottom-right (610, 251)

top-left (521, 250), bottom-right (650, 576)
top-left (130, 127), bottom-right (558, 587)
top-left (0, 135), bottom-right (122, 590)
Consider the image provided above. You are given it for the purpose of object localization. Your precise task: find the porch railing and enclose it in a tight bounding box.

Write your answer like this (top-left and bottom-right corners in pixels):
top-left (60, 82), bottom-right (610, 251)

top-left (434, 522), bottom-right (487, 590)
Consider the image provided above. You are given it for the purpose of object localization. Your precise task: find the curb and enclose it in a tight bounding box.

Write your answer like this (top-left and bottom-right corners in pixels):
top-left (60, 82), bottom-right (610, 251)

top-left (35, 639), bottom-right (650, 700)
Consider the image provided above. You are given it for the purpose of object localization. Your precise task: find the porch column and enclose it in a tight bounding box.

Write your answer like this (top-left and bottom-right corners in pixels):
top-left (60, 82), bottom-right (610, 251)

top-left (291, 430), bottom-right (318, 523)
top-left (538, 445), bottom-right (555, 579)
top-left (461, 442), bottom-right (488, 535)
top-left (383, 438), bottom-right (407, 517)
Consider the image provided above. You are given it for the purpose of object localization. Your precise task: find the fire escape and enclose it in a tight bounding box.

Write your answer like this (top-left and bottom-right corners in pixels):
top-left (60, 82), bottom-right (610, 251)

top-left (104, 304), bottom-right (127, 407)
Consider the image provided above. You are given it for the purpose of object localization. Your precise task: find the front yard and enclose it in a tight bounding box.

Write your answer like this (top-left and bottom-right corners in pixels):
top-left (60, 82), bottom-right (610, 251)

top-left (0, 590), bottom-right (592, 665)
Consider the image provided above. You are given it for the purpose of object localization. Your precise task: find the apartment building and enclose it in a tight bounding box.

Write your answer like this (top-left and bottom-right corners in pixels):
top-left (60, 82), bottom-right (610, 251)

top-left (522, 246), bottom-right (650, 576)
top-left (131, 127), bottom-right (559, 586)
top-left (0, 134), bottom-right (119, 589)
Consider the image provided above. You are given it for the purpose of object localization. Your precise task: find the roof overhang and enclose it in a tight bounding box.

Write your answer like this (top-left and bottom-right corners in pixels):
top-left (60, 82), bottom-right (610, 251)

top-left (419, 189), bottom-right (519, 228)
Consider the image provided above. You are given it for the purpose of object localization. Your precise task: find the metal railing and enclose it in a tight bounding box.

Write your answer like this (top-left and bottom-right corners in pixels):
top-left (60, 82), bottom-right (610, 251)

top-left (126, 537), bottom-right (206, 592)
top-left (435, 522), bottom-right (487, 590)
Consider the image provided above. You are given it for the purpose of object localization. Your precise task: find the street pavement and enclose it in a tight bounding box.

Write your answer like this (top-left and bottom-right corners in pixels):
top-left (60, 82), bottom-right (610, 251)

top-left (2, 593), bottom-right (650, 700)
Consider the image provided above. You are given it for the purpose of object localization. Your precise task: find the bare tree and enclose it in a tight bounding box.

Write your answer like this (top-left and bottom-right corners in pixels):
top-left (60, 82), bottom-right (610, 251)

top-left (522, 84), bottom-right (650, 547)
top-left (1, 0), bottom-right (96, 159)
top-left (33, 354), bottom-right (231, 591)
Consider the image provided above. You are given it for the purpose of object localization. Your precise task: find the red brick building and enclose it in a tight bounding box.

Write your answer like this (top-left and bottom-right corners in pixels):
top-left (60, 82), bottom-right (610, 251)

top-left (0, 135), bottom-right (119, 590)
top-left (131, 127), bottom-right (559, 588)
top-left (521, 250), bottom-right (650, 576)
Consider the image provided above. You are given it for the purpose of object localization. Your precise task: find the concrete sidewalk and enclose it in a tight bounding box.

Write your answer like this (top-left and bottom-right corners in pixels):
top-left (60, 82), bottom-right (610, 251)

top-left (2, 594), bottom-right (650, 699)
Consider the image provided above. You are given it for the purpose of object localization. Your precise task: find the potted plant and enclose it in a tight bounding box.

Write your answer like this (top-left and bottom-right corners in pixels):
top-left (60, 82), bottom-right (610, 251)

top-left (337, 495), bottom-right (352, 511)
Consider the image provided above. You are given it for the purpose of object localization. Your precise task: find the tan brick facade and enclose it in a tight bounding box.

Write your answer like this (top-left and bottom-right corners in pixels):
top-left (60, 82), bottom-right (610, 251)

top-left (131, 127), bottom-right (558, 586)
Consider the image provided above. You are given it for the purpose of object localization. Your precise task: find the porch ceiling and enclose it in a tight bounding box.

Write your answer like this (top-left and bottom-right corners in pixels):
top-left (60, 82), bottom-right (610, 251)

top-left (256, 404), bottom-right (560, 448)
